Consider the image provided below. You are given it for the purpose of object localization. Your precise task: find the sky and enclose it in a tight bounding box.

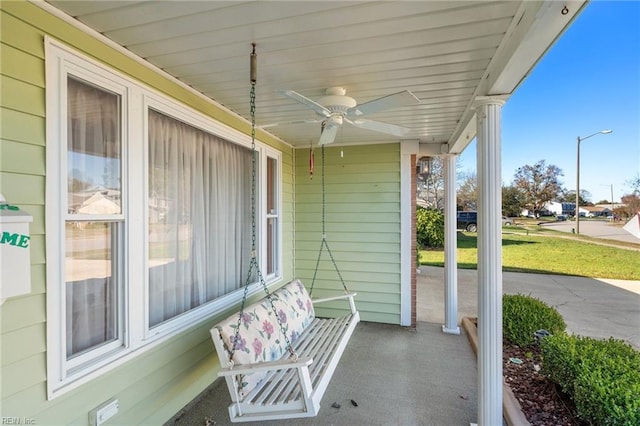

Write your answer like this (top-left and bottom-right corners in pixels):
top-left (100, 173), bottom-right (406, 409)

top-left (458, 0), bottom-right (640, 204)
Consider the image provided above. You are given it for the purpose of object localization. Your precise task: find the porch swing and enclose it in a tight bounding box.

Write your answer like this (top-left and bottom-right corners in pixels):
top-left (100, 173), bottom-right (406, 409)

top-left (210, 44), bottom-right (360, 423)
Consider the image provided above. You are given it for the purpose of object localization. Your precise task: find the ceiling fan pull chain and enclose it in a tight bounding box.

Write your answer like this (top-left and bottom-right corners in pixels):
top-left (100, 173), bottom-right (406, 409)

top-left (309, 141), bottom-right (315, 179)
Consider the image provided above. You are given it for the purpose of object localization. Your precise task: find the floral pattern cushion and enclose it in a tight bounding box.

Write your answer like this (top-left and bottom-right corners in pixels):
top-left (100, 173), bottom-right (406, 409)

top-left (215, 279), bottom-right (315, 397)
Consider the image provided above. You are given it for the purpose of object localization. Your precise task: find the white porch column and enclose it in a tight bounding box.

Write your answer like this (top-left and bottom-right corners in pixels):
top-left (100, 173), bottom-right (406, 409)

top-left (475, 96), bottom-right (506, 426)
top-left (442, 154), bottom-right (460, 334)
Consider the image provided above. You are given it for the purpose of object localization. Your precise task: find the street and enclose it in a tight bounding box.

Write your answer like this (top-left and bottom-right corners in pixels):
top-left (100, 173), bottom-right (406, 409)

top-left (539, 218), bottom-right (640, 244)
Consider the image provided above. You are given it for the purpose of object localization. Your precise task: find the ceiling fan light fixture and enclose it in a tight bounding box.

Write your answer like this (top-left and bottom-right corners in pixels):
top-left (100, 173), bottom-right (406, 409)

top-left (317, 87), bottom-right (357, 113)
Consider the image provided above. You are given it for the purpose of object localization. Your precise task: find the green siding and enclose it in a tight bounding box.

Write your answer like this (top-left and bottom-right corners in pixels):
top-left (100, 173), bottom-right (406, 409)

top-left (1, 353), bottom-right (47, 398)
top-left (0, 2), bottom-right (295, 425)
top-left (0, 75), bottom-right (45, 116)
top-left (0, 139), bottom-right (46, 175)
top-left (29, 264), bottom-right (46, 294)
top-left (0, 294), bottom-right (46, 334)
top-left (1, 323), bottom-right (46, 367)
top-left (0, 10), bottom-right (46, 58)
top-left (0, 108), bottom-right (46, 145)
top-left (0, 172), bottom-right (45, 204)
top-left (1, 42), bottom-right (45, 87)
top-left (294, 144), bottom-right (402, 324)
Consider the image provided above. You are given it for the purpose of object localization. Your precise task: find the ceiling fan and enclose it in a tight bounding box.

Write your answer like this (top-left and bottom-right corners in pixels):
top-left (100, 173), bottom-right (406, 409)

top-left (263, 87), bottom-right (420, 145)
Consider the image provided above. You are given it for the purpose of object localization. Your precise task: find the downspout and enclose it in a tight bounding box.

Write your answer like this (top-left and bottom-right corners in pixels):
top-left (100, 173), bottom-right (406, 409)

top-left (400, 140), bottom-right (419, 327)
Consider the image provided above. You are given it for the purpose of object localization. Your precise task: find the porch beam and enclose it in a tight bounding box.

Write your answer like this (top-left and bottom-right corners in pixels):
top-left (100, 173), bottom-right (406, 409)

top-left (442, 154), bottom-right (460, 334)
top-left (475, 96), bottom-right (506, 426)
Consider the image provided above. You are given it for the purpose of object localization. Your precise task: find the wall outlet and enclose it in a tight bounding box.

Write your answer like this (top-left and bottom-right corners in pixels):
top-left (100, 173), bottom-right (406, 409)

top-left (89, 398), bottom-right (119, 426)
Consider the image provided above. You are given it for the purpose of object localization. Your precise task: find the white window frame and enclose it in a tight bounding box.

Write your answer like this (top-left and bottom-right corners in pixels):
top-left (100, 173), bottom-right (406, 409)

top-left (45, 38), bottom-right (282, 398)
top-left (262, 149), bottom-right (282, 278)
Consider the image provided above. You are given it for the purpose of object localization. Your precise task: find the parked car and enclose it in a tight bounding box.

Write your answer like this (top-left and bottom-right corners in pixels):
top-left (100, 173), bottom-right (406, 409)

top-left (556, 214), bottom-right (567, 221)
top-left (457, 211), bottom-right (477, 232)
top-left (457, 212), bottom-right (514, 231)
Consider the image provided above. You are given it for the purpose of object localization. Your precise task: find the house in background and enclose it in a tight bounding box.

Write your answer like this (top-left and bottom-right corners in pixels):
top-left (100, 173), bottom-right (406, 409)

top-left (546, 201), bottom-right (576, 216)
top-left (0, 1), bottom-right (587, 424)
top-left (578, 205), bottom-right (612, 217)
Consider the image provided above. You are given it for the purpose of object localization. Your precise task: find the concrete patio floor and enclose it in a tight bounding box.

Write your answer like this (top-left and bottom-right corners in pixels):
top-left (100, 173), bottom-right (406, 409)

top-left (167, 263), bottom-right (639, 425)
top-left (167, 320), bottom-right (478, 426)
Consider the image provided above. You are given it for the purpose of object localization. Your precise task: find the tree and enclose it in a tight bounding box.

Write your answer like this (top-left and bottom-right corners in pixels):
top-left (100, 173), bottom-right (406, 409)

top-left (512, 160), bottom-right (563, 217)
top-left (627, 173), bottom-right (640, 196)
top-left (618, 193), bottom-right (640, 219)
top-left (560, 189), bottom-right (592, 206)
top-left (502, 185), bottom-right (525, 217)
top-left (416, 208), bottom-right (444, 248)
top-left (457, 171), bottom-right (477, 211)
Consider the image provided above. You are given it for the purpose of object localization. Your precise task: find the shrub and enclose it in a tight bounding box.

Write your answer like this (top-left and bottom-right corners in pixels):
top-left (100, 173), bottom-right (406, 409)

top-left (502, 294), bottom-right (566, 347)
top-left (416, 208), bottom-right (444, 248)
top-left (538, 332), bottom-right (579, 395)
top-left (542, 334), bottom-right (640, 425)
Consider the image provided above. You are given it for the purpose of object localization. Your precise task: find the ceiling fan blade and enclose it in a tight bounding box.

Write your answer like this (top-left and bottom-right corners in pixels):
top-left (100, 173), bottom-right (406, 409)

top-left (347, 90), bottom-right (420, 117)
top-left (282, 90), bottom-right (331, 117)
top-left (318, 124), bottom-right (339, 145)
top-left (259, 119), bottom-right (321, 129)
top-left (350, 118), bottom-right (411, 137)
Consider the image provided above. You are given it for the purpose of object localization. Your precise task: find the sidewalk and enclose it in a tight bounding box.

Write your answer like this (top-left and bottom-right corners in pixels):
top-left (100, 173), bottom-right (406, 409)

top-left (539, 219), bottom-right (640, 246)
top-left (418, 266), bottom-right (640, 348)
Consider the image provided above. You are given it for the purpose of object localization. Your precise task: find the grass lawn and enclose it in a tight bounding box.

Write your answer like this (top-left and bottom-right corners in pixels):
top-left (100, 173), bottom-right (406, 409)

top-left (419, 231), bottom-right (640, 280)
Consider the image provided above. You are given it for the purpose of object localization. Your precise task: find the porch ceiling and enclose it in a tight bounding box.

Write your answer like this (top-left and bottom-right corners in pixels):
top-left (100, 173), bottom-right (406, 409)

top-left (47, 0), bottom-right (586, 151)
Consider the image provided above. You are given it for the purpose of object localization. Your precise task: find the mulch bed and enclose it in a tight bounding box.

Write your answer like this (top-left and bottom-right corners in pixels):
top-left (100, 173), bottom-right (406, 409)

top-left (503, 342), bottom-right (586, 425)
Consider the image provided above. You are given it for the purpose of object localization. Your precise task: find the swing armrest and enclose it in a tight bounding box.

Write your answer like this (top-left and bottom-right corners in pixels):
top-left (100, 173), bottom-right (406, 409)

top-left (312, 293), bottom-right (357, 314)
top-left (218, 356), bottom-right (313, 376)
top-left (312, 293), bottom-right (356, 304)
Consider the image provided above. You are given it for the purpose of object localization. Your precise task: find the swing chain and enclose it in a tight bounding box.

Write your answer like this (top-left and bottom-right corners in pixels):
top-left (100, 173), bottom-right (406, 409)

top-left (310, 145), bottom-right (350, 296)
top-left (231, 46), bottom-right (295, 361)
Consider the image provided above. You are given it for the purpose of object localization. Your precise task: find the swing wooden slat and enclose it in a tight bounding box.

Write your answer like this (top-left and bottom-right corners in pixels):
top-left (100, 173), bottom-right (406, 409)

top-left (274, 316), bottom-right (345, 404)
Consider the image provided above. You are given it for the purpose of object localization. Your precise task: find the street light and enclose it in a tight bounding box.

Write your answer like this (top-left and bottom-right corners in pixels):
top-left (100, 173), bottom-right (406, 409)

top-left (576, 129), bottom-right (613, 234)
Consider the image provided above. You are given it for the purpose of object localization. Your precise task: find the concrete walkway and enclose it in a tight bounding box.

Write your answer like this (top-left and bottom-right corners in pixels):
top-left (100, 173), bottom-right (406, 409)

top-left (418, 266), bottom-right (640, 348)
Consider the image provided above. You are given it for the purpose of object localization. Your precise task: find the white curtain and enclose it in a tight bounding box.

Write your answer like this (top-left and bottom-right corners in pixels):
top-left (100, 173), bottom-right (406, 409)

top-left (148, 110), bottom-right (252, 327)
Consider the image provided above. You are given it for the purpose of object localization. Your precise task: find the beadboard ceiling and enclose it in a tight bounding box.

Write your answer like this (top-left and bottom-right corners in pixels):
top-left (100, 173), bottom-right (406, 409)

top-left (46, 0), bottom-right (586, 151)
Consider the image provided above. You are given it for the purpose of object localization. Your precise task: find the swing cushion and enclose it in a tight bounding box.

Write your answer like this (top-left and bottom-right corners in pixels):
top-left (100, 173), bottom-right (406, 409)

top-left (215, 279), bottom-right (315, 396)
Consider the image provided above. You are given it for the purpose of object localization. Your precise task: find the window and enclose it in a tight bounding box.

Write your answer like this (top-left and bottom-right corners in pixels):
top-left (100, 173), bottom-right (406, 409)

top-left (46, 40), bottom-right (281, 397)
top-left (147, 109), bottom-right (252, 327)
top-left (65, 77), bottom-right (125, 369)
top-left (265, 155), bottom-right (279, 276)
